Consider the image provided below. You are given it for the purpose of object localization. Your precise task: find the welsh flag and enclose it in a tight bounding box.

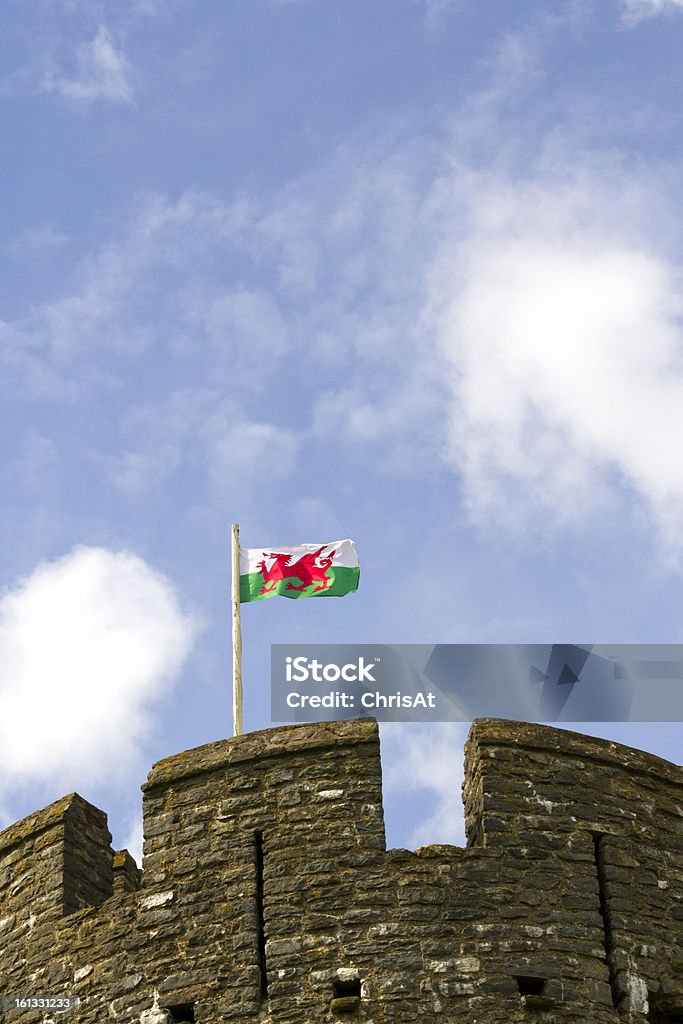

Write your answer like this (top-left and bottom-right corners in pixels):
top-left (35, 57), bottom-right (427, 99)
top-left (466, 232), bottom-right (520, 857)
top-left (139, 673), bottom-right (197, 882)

top-left (239, 539), bottom-right (360, 602)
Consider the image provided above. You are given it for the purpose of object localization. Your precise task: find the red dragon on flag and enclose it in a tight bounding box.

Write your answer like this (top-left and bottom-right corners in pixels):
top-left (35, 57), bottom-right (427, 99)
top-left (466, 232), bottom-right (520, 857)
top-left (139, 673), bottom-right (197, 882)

top-left (255, 546), bottom-right (336, 596)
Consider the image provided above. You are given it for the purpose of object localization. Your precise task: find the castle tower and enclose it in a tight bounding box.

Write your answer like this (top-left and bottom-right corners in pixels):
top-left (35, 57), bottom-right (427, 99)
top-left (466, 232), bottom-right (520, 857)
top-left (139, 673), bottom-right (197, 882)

top-left (0, 718), bottom-right (681, 1023)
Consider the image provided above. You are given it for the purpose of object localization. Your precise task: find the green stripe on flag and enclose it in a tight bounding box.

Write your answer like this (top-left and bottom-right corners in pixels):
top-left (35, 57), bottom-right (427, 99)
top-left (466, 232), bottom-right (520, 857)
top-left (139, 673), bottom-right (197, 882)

top-left (240, 565), bottom-right (360, 603)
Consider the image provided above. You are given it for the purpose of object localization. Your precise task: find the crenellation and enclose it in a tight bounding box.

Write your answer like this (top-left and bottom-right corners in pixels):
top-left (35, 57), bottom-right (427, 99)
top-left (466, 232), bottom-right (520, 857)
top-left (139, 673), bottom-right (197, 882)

top-left (113, 850), bottom-right (143, 896)
top-left (0, 717), bottom-right (681, 1021)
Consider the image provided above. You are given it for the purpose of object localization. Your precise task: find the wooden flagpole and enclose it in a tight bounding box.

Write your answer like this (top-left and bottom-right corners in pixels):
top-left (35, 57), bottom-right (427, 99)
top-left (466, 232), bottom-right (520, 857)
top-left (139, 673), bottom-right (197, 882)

top-left (231, 523), bottom-right (243, 736)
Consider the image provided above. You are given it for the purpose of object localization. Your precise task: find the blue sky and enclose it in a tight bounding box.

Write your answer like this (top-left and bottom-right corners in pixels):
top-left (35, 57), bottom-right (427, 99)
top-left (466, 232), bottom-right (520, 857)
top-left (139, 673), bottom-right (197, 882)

top-left (2, 0), bottom-right (683, 860)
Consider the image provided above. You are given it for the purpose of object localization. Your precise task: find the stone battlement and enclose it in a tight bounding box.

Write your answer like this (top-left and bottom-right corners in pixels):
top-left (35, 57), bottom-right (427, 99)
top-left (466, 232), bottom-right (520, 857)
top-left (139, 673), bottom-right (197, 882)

top-left (0, 718), bottom-right (681, 1023)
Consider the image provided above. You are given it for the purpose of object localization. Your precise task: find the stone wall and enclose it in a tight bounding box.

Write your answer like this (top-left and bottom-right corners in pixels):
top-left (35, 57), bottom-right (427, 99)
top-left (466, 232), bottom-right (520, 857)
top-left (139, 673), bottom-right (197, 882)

top-left (0, 718), bottom-right (681, 1023)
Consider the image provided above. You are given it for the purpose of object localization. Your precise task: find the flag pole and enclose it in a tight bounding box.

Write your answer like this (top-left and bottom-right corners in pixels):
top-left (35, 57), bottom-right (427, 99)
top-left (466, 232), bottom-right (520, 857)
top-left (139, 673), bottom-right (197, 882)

top-left (231, 523), bottom-right (243, 736)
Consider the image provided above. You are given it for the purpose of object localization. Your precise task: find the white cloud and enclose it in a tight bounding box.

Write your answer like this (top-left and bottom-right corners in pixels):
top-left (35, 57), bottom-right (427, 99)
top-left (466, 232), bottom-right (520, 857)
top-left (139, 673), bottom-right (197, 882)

top-left (621, 0), bottom-right (683, 24)
top-left (381, 722), bottom-right (468, 848)
top-left (0, 547), bottom-right (198, 797)
top-left (43, 25), bottom-right (134, 105)
top-left (426, 170), bottom-right (683, 549)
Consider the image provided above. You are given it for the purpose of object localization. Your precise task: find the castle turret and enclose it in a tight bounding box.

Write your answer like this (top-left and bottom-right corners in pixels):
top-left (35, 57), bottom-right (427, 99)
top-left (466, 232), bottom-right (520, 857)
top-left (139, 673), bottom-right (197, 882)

top-left (0, 790), bottom-right (113, 998)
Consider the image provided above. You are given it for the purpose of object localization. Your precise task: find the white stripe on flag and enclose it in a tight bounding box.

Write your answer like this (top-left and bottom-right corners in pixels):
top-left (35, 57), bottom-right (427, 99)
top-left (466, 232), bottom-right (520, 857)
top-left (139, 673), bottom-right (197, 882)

top-left (239, 539), bottom-right (358, 575)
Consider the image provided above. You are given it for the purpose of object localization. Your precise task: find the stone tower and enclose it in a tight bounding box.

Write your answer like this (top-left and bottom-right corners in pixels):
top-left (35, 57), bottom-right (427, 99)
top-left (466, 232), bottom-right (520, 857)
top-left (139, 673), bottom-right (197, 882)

top-left (0, 718), bottom-right (681, 1022)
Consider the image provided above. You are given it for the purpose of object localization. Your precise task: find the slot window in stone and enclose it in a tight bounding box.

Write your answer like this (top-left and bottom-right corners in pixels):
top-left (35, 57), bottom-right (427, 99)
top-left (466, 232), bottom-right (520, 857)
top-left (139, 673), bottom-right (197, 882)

top-left (330, 978), bottom-right (362, 1015)
top-left (255, 830), bottom-right (268, 1001)
top-left (333, 979), bottom-right (361, 1000)
top-left (593, 832), bottom-right (620, 1009)
top-left (515, 977), bottom-right (546, 997)
top-left (165, 1004), bottom-right (196, 1023)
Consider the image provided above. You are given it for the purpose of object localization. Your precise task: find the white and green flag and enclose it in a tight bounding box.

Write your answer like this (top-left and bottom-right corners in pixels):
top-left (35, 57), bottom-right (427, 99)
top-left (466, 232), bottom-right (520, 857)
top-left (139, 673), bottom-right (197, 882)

top-left (239, 539), bottom-right (359, 603)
